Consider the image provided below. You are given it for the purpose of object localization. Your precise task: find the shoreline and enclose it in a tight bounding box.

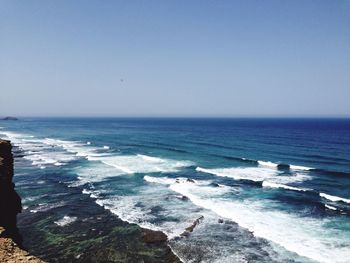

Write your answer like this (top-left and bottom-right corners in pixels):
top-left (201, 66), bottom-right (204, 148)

top-left (1, 138), bottom-right (181, 262)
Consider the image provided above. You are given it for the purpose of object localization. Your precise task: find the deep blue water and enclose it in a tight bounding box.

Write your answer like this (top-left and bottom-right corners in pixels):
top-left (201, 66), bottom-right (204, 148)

top-left (1, 118), bottom-right (350, 263)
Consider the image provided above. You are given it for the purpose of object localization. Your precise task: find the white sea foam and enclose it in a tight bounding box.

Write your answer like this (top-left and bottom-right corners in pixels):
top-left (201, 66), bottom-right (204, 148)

top-left (74, 163), bottom-right (125, 184)
top-left (144, 175), bottom-right (178, 185)
top-left (167, 180), bottom-right (350, 263)
top-left (1, 131), bottom-right (79, 167)
top-left (196, 167), bottom-right (275, 182)
top-left (103, 145), bottom-right (110, 149)
top-left (262, 182), bottom-right (310, 192)
top-left (320, 193), bottom-right (350, 204)
top-left (54, 216), bottom-right (77, 227)
top-left (196, 166), bottom-right (311, 184)
top-left (258, 161), bottom-right (279, 169)
top-left (144, 175), bottom-right (210, 187)
top-left (95, 196), bottom-right (164, 232)
top-left (90, 155), bottom-right (192, 175)
top-left (82, 188), bottom-right (101, 199)
top-left (137, 154), bottom-right (164, 162)
top-left (78, 154), bottom-right (191, 185)
top-left (2, 130), bottom-right (191, 178)
top-left (325, 204), bottom-right (338, 211)
top-left (289, 165), bottom-right (313, 171)
top-left (94, 177), bottom-right (216, 239)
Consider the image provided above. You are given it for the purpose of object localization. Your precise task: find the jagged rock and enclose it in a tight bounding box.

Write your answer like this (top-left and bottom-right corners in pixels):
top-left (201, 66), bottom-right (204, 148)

top-left (218, 218), bottom-right (224, 223)
top-left (186, 178), bottom-right (195, 183)
top-left (180, 216), bottom-right (204, 237)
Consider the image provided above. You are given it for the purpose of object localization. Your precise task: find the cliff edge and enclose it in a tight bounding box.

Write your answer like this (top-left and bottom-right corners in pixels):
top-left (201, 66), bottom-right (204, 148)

top-left (0, 139), bottom-right (45, 262)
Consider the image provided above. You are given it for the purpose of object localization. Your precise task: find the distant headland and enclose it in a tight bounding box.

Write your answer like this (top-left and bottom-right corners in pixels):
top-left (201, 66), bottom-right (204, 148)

top-left (1, 117), bottom-right (18, 121)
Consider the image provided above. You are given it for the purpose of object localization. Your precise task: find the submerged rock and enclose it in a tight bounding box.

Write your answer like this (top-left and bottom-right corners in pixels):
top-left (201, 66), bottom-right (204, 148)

top-left (142, 228), bottom-right (168, 243)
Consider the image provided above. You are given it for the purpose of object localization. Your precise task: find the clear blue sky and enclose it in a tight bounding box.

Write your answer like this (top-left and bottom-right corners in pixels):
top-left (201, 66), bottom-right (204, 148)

top-left (1, 0), bottom-right (349, 117)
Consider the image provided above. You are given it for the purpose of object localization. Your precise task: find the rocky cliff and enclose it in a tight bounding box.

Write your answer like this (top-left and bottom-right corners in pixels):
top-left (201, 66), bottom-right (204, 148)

top-left (0, 140), bottom-right (22, 241)
top-left (0, 139), bottom-right (45, 262)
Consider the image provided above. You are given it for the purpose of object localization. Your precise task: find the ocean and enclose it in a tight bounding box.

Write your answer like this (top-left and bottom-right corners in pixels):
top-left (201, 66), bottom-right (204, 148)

top-left (1, 118), bottom-right (349, 263)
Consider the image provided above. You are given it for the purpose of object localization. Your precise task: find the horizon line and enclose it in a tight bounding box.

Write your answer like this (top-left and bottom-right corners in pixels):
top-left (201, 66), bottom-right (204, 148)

top-left (2, 115), bottom-right (350, 119)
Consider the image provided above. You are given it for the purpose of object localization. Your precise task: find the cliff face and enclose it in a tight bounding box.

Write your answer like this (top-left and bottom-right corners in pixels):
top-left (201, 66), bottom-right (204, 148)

top-left (0, 139), bottom-right (22, 244)
top-left (0, 139), bottom-right (45, 262)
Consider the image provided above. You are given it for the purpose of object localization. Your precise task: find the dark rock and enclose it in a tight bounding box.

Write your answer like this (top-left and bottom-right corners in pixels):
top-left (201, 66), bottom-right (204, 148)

top-left (142, 228), bottom-right (168, 243)
top-left (180, 216), bottom-right (204, 237)
top-left (218, 219), bottom-right (224, 223)
top-left (0, 139), bottom-right (23, 246)
top-left (186, 178), bottom-right (195, 183)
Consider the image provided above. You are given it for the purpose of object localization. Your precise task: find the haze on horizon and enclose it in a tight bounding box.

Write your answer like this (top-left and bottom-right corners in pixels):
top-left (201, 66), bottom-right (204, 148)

top-left (1, 0), bottom-right (350, 117)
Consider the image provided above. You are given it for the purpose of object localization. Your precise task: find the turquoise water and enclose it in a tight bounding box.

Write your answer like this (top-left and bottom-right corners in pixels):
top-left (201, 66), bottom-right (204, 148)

top-left (1, 118), bottom-right (350, 262)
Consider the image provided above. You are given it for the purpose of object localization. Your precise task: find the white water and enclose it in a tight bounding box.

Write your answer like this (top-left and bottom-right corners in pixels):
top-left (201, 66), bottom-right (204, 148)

top-left (164, 178), bottom-right (350, 263)
top-left (196, 166), bottom-right (311, 184)
top-left (262, 181), bottom-right (310, 192)
top-left (258, 160), bottom-right (279, 169)
top-left (289, 164), bottom-right (313, 171)
top-left (54, 216), bottom-right (77, 227)
top-left (2, 129), bottom-right (350, 263)
top-left (320, 193), bottom-right (350, 204)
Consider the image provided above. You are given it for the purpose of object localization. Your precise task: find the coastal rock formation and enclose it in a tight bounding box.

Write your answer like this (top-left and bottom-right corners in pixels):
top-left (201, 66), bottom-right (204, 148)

top-left (0, 140), bottom-right (22, 243)
top-left (0, 227), bottom-right (45, 263)
top-left (0, 139), bottom-right (45, 262)
top-left (180, 216), bottom-right (204, 237)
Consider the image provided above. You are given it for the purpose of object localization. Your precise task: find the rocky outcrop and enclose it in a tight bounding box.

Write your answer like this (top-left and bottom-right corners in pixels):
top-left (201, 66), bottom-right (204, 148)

top-left (180, 216), bottom-right (204, 237)
top-left (0, 139), bottom-right (45, 262)
top-left (0, 227), bottom-right (45, 263)
top-left (0, 140), bottom-right (22, 244)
